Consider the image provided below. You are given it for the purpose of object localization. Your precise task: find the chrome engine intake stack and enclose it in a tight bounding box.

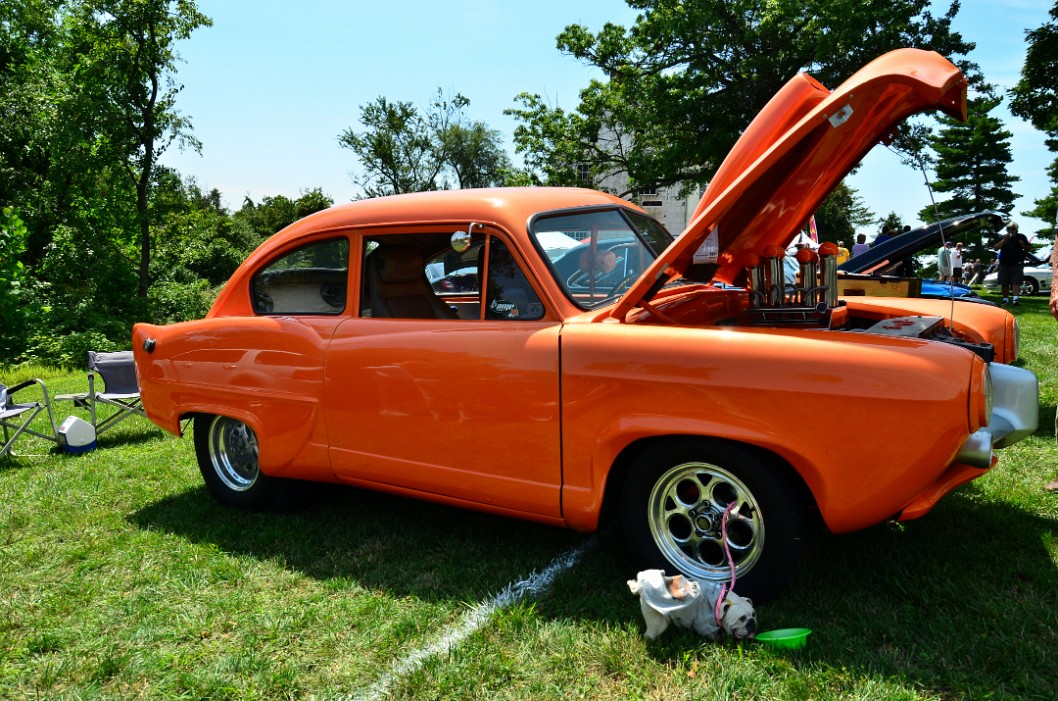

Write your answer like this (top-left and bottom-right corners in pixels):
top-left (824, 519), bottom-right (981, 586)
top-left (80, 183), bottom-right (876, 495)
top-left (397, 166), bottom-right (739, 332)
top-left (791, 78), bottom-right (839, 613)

top-left (740, 240), bottom-right (843, 327)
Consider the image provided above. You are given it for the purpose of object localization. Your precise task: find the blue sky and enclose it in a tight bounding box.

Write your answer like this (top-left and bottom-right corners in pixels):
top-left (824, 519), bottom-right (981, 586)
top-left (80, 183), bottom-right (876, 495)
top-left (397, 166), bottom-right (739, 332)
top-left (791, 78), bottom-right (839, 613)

top-left (159, 1), bottom-right (1056, 238)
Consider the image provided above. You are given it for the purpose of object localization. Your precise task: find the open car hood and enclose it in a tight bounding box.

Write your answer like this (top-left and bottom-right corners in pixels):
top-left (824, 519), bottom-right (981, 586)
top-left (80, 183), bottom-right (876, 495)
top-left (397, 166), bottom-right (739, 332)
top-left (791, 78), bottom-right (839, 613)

top-left (610, 48), bottom-right (967, 320)
top-left (839, 211), bottom-right (1006, 274)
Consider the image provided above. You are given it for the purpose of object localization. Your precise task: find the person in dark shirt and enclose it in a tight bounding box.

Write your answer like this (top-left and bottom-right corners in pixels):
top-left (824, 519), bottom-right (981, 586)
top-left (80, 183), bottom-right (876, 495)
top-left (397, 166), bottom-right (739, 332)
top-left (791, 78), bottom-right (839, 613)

top-left (992, 222), bottom-right (1033, 305)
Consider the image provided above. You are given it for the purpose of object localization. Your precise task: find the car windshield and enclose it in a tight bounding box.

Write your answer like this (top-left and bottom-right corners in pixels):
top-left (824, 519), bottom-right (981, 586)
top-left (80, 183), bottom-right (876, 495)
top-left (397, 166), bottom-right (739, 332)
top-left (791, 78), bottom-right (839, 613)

top-left (531, 207), bottom-right (675, 309)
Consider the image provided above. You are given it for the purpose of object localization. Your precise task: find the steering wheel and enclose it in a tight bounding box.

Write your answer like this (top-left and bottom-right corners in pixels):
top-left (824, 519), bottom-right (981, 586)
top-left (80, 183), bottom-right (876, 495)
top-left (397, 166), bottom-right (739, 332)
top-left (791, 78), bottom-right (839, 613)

top-left (607, 273), bottom-right (639, 298)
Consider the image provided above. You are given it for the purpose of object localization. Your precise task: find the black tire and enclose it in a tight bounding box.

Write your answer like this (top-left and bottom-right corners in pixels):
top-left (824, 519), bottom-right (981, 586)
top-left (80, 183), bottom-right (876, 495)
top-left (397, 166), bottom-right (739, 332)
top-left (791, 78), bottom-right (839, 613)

top-left (621, 438), bottom-right (806, 603)
top-left (194, 414), bottom-right (294, 509)
top-left (1020, 276), bottom-right (1039, 296)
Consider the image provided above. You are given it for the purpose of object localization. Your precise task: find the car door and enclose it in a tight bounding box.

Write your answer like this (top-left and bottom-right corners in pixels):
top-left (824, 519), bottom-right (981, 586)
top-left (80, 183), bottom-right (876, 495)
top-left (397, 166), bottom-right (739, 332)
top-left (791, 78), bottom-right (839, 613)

top-left (324, 229), bottom-right (563, 520)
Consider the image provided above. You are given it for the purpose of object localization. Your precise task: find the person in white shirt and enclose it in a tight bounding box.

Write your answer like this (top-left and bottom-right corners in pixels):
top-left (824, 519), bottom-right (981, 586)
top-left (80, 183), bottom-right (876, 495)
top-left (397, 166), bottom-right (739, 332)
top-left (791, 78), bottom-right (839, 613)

top-left (951, 242), bottom-right (964, 282)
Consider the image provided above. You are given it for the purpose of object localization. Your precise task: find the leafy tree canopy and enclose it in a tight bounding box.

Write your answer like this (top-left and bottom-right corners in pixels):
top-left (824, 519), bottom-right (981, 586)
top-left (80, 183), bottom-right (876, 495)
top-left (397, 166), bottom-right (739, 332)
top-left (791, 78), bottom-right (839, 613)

top-left (508, 0), bottom-right (976, 195)
top-left (814, 182), bottom-right (874, 245)
top-left (1010, 2), bottom-right (1058, 238)
top-left (234, 189), bottom-right (334, 240)
top-left (339, 89), bottom-right (511, 197)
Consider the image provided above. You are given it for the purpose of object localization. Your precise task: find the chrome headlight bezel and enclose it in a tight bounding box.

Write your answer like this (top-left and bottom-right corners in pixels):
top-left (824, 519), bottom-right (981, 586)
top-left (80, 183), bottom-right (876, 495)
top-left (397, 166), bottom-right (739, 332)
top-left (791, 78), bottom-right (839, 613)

top-left (1012, 317), bottom-right (1020, 360)
top-left (984, 365), bottom-right (994, 426)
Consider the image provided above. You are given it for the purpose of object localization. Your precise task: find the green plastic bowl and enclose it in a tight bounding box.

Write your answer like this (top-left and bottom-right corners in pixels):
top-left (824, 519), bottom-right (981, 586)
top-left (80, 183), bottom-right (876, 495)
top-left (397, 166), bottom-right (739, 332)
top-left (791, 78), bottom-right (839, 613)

top-left (756, 628), bottom-right (812, 649)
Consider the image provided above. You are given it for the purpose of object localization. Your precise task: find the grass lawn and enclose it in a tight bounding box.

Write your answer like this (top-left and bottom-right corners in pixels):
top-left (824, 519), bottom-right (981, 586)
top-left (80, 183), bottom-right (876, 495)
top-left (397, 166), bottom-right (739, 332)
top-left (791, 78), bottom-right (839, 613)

top-left (2, 294), bottom-right (1057, 700)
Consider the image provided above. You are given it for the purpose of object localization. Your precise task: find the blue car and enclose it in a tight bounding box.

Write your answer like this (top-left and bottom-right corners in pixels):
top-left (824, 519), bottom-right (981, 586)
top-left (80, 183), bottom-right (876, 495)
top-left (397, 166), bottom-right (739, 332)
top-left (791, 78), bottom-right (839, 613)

top-left (839, 212), bottom-right (1005, 304)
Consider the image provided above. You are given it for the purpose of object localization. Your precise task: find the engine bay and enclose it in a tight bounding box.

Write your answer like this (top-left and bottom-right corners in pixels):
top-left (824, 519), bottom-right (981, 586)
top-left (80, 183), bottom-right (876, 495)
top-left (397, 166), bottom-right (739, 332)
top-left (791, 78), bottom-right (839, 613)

top-left (635, 241), bottom-right (998, 363)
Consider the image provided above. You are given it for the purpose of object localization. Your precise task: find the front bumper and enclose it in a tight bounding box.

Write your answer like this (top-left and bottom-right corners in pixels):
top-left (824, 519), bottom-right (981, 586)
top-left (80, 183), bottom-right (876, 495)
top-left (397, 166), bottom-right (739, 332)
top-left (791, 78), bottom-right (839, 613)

top-left (955, 363), bottom-right (1038, 468)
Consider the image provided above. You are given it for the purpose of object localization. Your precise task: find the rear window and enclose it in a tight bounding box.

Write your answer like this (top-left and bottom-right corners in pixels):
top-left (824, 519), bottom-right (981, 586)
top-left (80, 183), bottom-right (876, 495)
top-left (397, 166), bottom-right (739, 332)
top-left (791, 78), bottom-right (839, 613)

top-left (251, 238), bottom-right (349, 315)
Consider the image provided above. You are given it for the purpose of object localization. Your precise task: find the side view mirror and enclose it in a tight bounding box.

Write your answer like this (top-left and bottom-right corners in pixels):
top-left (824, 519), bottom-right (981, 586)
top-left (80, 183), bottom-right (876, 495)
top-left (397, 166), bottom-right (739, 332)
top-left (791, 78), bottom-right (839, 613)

top-left (451, 222), bottom-right (483, 253)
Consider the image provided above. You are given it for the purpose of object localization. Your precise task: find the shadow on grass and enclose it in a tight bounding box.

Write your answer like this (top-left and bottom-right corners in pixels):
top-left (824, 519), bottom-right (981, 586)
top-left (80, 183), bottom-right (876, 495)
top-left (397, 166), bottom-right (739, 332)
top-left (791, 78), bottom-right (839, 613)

top-left (89, 425), bottom-right (166, 450)
top-left (556, 485), bottom-right (1058, 700)
top-left (129, 483), bottom-right (594, 604)
top-left (1037, 403), bottom-right (1055, 440)
top-left (694, 489), bottom-right (1057, 700)
top-left (130, 472), bottom-right (1058, 699)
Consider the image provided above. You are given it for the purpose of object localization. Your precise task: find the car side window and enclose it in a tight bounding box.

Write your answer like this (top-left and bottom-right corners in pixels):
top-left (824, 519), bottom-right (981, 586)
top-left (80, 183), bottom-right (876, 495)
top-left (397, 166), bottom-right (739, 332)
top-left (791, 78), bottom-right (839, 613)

top-left (484, 239), bottom-right (545, 320)
top-left (361, 233), bottom-right (545, 321)
top-left (251, 238), bottom-right (349, 315)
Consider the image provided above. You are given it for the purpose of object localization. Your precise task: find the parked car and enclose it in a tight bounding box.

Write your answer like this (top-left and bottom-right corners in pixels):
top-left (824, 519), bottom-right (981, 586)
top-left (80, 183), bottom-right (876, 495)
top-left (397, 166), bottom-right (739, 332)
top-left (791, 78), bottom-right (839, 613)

top-left (132, 49), bottom-right (1037, 602)
top-left (839, 211), bottom-right (1005, 302)
top-left (982, 247), bottom-right (1053, 296)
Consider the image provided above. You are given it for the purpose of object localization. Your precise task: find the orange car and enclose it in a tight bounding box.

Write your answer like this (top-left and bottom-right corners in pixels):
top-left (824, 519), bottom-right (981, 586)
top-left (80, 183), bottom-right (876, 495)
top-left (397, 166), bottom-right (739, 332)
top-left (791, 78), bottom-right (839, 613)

top-left (133, 49), bottom-right (1037, 601)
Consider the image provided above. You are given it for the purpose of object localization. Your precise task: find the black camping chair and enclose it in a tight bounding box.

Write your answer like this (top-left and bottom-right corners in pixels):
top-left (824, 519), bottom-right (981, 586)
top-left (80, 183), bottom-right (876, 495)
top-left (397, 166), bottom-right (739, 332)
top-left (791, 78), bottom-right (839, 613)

top-left (55, 351), bottom-right (145, 434)
top-left (1, 379), bottom-right (59, 457)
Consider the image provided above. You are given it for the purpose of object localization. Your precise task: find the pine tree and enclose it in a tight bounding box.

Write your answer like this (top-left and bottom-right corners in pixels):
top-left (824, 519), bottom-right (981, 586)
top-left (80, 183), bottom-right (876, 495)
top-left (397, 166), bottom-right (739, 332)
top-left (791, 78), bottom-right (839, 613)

top-left (1010, 3), bottom-right (1058, 240)
top-left (919, 93), bottom-right (1020, 255)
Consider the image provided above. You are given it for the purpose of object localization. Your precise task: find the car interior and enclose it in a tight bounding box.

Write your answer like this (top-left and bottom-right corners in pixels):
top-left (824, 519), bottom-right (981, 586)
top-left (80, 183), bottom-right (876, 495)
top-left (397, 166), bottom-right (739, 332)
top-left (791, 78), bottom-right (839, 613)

top-left (359, 232), bottom-right (546, 321)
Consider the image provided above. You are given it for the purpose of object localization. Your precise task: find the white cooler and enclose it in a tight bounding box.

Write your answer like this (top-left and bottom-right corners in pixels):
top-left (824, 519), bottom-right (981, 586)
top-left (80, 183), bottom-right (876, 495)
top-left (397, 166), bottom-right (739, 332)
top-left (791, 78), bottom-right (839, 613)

top-left (58, 416), bottom-right (97, 454)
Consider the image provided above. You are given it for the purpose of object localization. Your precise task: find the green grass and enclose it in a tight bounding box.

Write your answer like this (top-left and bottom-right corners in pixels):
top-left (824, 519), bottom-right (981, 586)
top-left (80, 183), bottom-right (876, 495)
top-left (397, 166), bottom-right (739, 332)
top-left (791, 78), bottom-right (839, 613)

top-left (2, 295), bottom-right (1057, 700)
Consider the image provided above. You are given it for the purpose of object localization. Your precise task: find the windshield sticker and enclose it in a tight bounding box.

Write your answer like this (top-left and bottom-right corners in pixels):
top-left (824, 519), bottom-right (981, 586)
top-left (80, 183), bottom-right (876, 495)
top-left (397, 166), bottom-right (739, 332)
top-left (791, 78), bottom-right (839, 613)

top-left (692, 227), bottom-right (720, 264)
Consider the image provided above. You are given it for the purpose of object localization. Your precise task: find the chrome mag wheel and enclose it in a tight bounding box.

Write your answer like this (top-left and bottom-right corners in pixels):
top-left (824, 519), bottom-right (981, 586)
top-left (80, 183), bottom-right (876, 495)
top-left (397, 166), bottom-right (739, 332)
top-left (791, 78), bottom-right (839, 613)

top-left (647, 461), bottom-right (764, 582)
top-left (206, 415), bottom-right (260, 492)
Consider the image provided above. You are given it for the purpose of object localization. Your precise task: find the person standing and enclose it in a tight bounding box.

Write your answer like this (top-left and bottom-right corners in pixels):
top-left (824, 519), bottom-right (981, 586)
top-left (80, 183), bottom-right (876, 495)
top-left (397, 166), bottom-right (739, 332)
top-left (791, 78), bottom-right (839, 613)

top-left (1047, 244), bottom-right (1058, 492)
top-left (873, 225), bottom-right (895, 245)
top-left (951, 242), bottom-right (964, 283)
top-left (851, 233), bottom-right (869, 257)
top-left (836, 240), bottom-right (850, 265)
top-left (937, 241), bottom-right (953, 281)
top-left (993, 222), bottom-right (1033, 305)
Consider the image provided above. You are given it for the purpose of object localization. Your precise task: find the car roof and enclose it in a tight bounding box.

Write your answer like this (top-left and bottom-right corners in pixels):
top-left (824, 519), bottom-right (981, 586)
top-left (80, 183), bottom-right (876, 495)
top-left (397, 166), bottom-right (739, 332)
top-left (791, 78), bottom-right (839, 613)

top-left (264, 187), bottom-right (634, 244)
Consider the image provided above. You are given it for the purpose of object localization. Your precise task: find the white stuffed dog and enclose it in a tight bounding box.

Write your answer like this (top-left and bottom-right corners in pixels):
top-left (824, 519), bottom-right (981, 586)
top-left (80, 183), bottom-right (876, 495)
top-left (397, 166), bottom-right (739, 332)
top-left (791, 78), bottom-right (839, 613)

top-left (627, 569), bottom-right (756, 641)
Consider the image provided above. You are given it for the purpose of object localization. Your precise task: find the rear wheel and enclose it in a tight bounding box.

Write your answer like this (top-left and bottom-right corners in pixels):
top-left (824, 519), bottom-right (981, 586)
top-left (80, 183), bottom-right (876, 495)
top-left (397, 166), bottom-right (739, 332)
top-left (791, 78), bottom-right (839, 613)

top-left (194, 415), bottom-right (288, 509)
top-left (621, 439), bottom-right (806, 603)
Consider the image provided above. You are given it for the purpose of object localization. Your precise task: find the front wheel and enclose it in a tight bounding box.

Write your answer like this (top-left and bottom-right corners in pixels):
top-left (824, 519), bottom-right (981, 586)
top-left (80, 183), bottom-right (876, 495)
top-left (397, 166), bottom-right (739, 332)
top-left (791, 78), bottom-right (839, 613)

top-left (1020, 277), bottom-right (1039, 296)
top-left (621, 439), bottom-right (806, 603)
top-left (194, 414), bottom-right (289, 509)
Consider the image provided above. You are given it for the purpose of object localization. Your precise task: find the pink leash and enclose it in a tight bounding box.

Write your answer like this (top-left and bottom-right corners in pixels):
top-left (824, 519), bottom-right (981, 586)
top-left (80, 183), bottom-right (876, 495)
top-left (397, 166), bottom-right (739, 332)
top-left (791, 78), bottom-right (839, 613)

top-left (713, 501), bottom-right (738, 627)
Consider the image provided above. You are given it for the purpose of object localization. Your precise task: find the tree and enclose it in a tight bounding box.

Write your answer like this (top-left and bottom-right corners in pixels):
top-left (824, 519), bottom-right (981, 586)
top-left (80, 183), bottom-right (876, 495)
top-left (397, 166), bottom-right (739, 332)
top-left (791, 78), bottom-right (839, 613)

top-left (918, 93), bottom-right (1019, 223)
top-left (66, 0), bottom-right (211, 298)
top-left (813, 182), bottom-right (874, 244)
top-left (1010, 3), bottom-right (1058, 238)
top-left (912, 92), bottom-right (1018, 261)
top-left (508, 1), bottom-right (976, 194)
top-left (1010, 3), bottom-right (1058, 134)
top-left (0, 0), bottom-right (72, 260)
top-left (0, 207), bottom-right (35, 357)
top-left (234, 189), bottom-right (334, 240)
top-left (443, 121), bottom-right (511, 189)
top-left (339, 89), bottom-right (512, 196)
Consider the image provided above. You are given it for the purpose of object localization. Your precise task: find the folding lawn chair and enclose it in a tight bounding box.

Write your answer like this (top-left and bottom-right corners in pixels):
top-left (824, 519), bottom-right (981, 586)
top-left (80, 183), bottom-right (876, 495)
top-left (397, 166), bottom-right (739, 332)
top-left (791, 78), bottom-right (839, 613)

top-left (1, 379), bottom-right (59, 458)
top-left (55, 351), bottom-right (145, 435)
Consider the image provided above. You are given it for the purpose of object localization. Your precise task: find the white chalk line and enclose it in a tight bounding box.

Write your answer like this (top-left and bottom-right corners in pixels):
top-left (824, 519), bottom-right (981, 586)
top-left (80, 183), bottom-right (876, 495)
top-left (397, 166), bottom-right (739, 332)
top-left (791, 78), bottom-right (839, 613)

top-left (346, 539), bottom-right (594, 701)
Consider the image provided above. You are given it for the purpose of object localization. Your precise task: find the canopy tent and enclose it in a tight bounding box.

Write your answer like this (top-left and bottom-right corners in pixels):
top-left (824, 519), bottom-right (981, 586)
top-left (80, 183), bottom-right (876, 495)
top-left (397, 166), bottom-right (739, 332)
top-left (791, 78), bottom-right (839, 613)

top-left (786, 231), bottom-right (818, 253)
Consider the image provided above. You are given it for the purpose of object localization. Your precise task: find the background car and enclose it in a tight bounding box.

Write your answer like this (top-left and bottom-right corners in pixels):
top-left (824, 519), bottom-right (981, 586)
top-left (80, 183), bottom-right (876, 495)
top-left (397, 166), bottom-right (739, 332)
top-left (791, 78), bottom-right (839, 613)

top-left (982, 247), bottom-right (1053, 295)
top-left (839, 211), bottom-right (1005, 301)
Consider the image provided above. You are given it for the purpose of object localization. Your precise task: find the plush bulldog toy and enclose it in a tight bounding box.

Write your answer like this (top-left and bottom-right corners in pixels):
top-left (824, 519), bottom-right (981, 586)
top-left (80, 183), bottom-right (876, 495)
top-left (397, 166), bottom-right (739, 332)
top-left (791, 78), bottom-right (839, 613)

top-left (627, 569), bottom-right (756, 641)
